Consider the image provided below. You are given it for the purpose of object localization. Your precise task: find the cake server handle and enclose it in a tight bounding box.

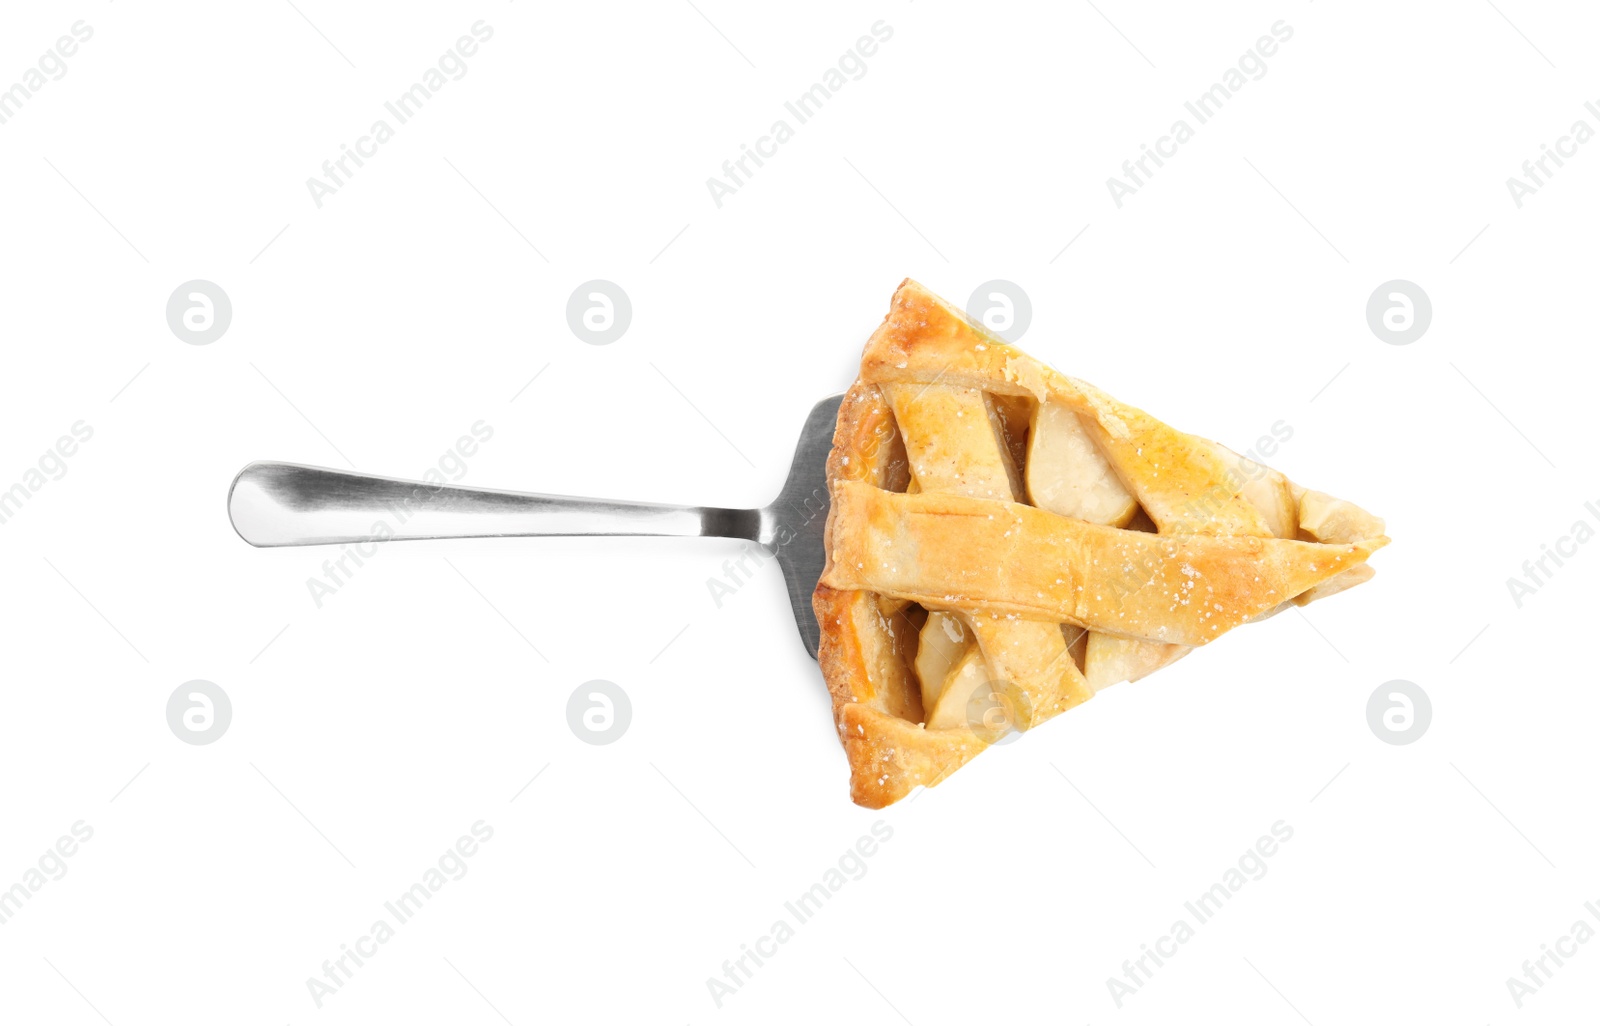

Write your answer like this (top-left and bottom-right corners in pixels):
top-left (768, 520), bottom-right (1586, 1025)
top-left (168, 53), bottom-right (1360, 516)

top-left (227, 461), bottom-right (761, 547)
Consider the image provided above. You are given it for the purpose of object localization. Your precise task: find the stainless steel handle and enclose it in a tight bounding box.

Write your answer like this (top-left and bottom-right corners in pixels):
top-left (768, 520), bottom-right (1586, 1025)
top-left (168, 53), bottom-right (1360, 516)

top-left (227, 461), bottom-right (760, 547)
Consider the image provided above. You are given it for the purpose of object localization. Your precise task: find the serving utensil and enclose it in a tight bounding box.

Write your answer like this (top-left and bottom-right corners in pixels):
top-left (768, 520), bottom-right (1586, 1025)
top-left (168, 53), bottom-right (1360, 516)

top-left (228, 394), bottom-right (844, 656)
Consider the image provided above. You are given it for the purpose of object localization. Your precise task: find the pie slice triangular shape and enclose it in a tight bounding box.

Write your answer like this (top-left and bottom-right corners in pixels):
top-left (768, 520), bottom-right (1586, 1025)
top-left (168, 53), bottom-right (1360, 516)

top-left (814, 280), bottom-right (1389, 808)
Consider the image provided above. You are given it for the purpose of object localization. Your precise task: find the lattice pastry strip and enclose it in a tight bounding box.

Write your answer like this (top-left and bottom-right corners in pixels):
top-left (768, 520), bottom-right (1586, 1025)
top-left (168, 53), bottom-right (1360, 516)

top-left (880, 382), bottom-right (1093, 730)
top-left (814, 280), bottom-right (1389, 808)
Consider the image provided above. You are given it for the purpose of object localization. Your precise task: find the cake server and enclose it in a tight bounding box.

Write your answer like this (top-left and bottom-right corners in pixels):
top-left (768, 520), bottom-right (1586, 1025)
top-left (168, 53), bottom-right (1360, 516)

top-left (228, 394), bottom-right (843, 656)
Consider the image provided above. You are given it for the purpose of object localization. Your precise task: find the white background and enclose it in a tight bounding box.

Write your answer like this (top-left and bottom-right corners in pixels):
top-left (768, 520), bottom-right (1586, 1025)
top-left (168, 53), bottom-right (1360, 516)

top-left (1, 1), bottom-right (1595, 1022)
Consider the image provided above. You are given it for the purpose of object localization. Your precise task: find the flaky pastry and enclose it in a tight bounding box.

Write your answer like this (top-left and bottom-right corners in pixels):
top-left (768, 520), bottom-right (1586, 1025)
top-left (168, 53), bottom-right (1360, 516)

top-left (814, 280), bottom-right (1388, 808)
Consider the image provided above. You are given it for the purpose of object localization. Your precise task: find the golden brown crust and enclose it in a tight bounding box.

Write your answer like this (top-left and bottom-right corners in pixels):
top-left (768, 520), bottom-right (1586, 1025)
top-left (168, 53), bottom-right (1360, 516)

top-left (822, 483), bottom-right (1382, 646)
top-left (839, 704), bottom-right (987, 809)
top-left (814, 382), bottom-right (925, 741)
top-left (814, 280), bottom-right (1390, 807)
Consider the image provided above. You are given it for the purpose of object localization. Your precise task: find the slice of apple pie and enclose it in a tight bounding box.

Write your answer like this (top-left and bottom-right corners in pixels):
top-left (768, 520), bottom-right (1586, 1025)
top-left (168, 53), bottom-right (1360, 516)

top-left (814, 280), bottom-right (1388, 808)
